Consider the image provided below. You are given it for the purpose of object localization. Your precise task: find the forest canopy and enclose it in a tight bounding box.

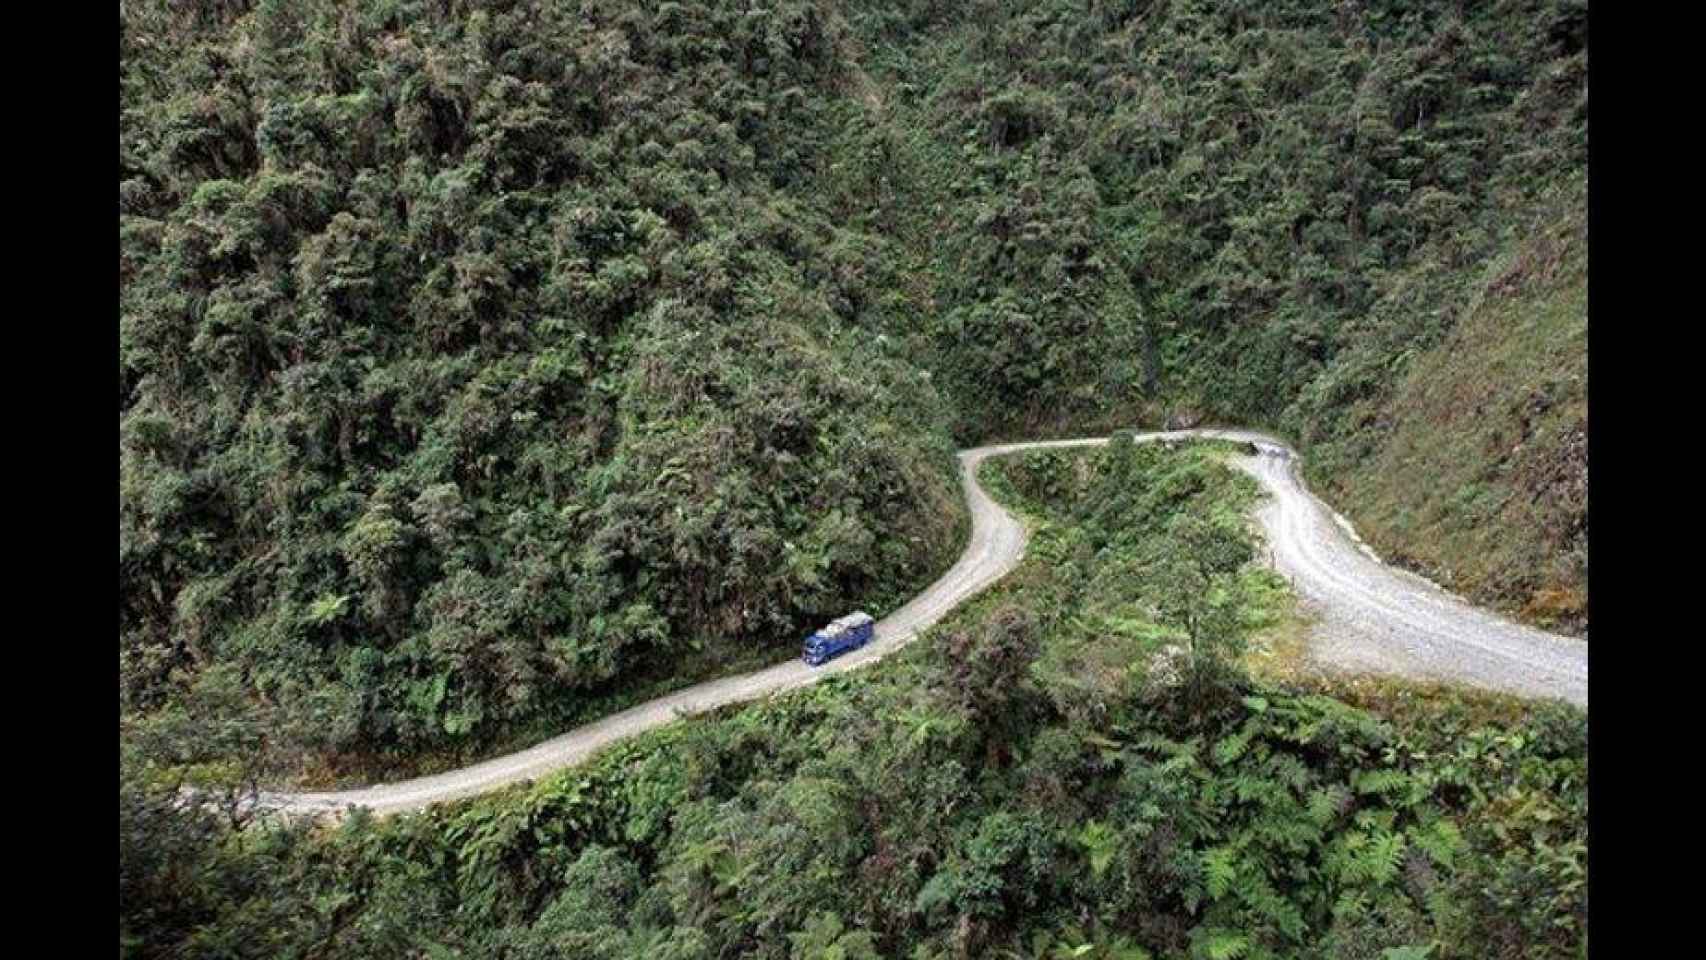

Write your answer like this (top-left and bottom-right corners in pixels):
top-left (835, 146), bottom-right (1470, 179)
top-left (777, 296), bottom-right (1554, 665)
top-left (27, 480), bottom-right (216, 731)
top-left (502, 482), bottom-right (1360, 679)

top-left (120, 0), bottom-right (1586, 773)
top-left (119, 2), bottom-right (1588, 957)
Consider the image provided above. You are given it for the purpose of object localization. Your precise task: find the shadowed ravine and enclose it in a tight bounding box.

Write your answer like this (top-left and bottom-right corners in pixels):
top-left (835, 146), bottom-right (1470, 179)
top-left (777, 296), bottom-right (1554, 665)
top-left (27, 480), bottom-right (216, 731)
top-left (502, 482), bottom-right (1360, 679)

top-left (260, 428), bottom-right (1586, 818)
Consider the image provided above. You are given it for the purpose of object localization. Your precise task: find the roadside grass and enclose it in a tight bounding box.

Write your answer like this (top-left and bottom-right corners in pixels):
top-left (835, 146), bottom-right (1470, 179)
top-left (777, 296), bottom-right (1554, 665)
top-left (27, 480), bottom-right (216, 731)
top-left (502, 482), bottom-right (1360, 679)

top-left (1239, 569), bottom-right (1319, 686)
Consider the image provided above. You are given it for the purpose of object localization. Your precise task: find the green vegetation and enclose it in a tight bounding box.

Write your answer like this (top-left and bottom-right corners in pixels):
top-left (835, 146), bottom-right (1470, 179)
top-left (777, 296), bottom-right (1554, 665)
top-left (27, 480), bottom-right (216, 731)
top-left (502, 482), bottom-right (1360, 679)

top-left (831, 0), bottom-right (1588, 623)
top-left (120, 0), bottom-right (969, 781)
top-left (120, 2), bottom-right (1588, 954)
top-left (120, 444), bottom-right (1586, 959)
top-left (832, 0), bottom-right (1586, 435)
top-left (119, 0), bottom-right (1588, 783)
top-left (1298, 177), bottom-right (1587, 635)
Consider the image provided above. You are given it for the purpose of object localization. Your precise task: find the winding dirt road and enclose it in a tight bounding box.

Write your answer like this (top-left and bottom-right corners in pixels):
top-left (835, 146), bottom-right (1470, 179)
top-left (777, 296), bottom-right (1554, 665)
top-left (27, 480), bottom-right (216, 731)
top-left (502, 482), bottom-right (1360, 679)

top-left (262, 428), bottom-right (1586, 817)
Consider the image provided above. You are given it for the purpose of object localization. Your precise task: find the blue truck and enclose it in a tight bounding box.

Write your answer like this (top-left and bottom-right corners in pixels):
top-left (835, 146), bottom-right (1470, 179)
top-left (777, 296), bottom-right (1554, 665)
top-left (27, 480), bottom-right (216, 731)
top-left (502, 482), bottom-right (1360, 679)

top-left (802, 611), bottom-right (876, 666)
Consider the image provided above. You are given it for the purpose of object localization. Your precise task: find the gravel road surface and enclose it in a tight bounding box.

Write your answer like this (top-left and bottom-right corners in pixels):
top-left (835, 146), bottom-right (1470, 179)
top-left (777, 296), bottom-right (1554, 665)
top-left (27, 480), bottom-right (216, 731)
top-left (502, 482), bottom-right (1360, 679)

top-left (258, 428), bottom-right (1585, 818)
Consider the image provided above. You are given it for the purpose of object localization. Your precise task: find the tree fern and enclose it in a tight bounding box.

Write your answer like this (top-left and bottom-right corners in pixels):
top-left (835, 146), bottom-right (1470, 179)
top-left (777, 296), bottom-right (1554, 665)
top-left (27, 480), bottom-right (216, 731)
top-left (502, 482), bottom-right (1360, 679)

top-left (1214, 730), bottom-right (1253, 766)
top-left (1198, 929), bottom-right (1251, 960)
top-left (1337, 830), bottom-right (1406, 886)
top-left (1409, 817), bottom-right (1464, 869)
top-left (1301, 792), bottom-right (1338, 832)
top-left (1244, 874), bottom-right (1307, 940)
top-left (1078, 820), bottom-right (1121, 879)
top-left (1203, 846), bottom-right (1241, 900)
top-left (1133, 731), bottom-right (1201, 762)
top-left (1332, 889), bottom-right (1370, 923)
top-left (1353, 768), bottom-right (1413, 798)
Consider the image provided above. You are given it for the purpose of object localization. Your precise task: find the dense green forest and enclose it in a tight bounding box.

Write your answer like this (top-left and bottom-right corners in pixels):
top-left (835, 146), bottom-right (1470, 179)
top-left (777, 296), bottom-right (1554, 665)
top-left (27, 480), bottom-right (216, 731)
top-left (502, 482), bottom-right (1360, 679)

top-left (121, 0), bottom-right (1587, 954)
top-left (120, 0), bottom-right (1587, 781)
top-left (120, 0), bottom-right (972, 780)
top-left (121, 443), bottom-right (1587, 958)
top-left (827, 0), bottom-right (1586, 626)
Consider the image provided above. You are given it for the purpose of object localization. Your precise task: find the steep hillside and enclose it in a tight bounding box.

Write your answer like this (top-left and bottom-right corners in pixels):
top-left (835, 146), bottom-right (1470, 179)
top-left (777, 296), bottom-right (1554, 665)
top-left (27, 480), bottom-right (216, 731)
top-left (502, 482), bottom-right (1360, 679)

top-left (119, 3), bottom-right (1589, 955)
top-left (119, 0), bottom-right (1588, 780)
top-left (830, 0), bottom-right (1588, 627)
top-left (1297, 175), bottom-right (1587, 635)
top-left (120, 0), bottom-right (966, 778)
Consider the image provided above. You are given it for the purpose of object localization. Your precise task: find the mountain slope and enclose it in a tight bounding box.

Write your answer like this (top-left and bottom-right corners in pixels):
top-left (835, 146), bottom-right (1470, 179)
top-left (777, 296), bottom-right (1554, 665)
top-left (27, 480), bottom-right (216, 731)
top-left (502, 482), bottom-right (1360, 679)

top-left (120, 0), bottom-right (966, 775)
top-left (829, 0), bottom-right (1588, 628)
top-left (119, 0), bottom-right (1588, 779)
top-left (1297, 175), bottom-right (1587, 634)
